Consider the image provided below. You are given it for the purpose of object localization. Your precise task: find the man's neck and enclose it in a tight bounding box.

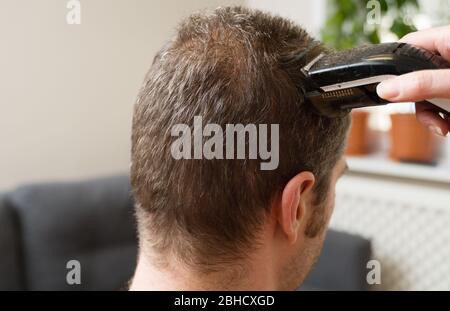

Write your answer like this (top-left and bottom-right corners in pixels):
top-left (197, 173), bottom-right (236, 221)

top-left (129, 250), bottom-right (278, 291)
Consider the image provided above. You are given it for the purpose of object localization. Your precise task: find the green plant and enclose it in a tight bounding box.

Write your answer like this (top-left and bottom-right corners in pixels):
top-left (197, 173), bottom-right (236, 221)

top-left (322, 0), bottom-right (419, 49)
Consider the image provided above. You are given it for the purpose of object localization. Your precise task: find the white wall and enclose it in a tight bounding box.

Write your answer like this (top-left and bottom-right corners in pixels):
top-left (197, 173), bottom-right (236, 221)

top-left (0, 0), bottom-right (243, 190)
top-left (246, 0), bottom-right (326, 37)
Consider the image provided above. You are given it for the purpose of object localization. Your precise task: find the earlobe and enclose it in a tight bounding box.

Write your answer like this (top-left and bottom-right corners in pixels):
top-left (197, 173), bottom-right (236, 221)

top-left (278, 171), bottom-right (315, 243)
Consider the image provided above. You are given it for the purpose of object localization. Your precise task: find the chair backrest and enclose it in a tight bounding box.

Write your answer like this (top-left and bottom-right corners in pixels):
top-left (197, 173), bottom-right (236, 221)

top-left (301, 230), bottom-right (372, 291)
top-left (0, 193), bottom-right (24, 290)
top-left (2, 175), bottom-right (138, 290)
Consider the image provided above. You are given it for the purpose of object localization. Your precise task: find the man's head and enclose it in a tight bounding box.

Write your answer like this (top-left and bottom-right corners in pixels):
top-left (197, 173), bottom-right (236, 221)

top-left (130, 6), bottom-right (350, 290)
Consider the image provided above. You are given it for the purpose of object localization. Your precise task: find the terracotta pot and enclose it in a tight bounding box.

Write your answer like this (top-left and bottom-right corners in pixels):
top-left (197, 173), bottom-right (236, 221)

top-left (346, 111), bottom-right (371, 156)
top-left (390, 113), bottom-right (438, 164)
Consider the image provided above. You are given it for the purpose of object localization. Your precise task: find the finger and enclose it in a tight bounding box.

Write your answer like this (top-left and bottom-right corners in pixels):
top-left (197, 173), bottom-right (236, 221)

top-left (400, 25), bottom-right (450, 60)
top-left (376, 69), bottom-right (450, 102)
top-left (415, 102), bottom-right (449, 136)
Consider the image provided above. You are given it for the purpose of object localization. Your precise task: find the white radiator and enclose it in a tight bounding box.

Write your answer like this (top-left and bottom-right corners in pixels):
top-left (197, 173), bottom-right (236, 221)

top-left (331, 173), bottom-right (450, 290)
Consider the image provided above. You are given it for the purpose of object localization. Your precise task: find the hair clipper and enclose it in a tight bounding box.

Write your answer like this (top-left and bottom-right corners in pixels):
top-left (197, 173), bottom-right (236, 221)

top-left (302, 42), bottom-right (450, 117)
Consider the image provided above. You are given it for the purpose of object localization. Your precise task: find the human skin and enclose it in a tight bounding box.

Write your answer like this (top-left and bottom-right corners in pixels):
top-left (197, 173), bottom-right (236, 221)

top-left (376, 25), bottom-right (450, 137)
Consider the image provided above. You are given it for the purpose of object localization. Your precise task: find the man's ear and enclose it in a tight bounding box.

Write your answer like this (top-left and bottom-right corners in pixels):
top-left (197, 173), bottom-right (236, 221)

top-left (278, 171), bottom-right (315, 244)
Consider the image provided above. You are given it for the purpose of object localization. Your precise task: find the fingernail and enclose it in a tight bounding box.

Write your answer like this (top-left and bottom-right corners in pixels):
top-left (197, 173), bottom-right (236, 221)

top-left (427, 125), bottom-right (444, 136)
top-left (377, 80), bottom-right (399, 99)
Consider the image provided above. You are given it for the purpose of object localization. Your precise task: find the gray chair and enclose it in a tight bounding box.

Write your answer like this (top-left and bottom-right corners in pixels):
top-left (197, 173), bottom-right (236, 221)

top-left (0, 192), bottom-right (24, 290)
top-left (301, 230), bottom-right (372, 291)
top-left (0, 175), bottom-right (371, 290)
top-left (0, 176), bottom-right (137, 290)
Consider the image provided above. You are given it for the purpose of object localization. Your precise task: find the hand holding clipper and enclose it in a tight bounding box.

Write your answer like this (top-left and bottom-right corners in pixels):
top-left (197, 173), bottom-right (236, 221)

top-left (377, 26), bottom-right (450, 137)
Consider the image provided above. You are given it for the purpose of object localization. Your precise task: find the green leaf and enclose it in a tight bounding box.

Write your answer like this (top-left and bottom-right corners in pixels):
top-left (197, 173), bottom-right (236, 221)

top-left (367, 30), bottom-right (381, 44)
top-left (390, 17), bottom-right (417, 38)
top-left (321, 0), bottom-right (420, 49)
top-left (379, 0), bottom-right (389, 12)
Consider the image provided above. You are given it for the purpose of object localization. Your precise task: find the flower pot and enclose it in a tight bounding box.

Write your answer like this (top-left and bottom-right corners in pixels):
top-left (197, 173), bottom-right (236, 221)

top-left (346, 110), bottom-right (371, 156)
top-left (389, 113), bottom-right (439, 164)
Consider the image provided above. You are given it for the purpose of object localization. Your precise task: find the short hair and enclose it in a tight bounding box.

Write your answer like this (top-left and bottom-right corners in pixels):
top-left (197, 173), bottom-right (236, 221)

top-left (131, 6), bottom-right (350, 271)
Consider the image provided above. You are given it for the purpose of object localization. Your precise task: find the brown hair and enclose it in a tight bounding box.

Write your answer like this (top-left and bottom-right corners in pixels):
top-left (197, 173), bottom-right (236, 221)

top-left (131, 6), bottom-right (350, 271)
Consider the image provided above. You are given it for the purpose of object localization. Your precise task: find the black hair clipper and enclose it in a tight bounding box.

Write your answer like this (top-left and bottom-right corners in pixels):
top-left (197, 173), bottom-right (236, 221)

top-left (302, 42), bottom-right (450, 117)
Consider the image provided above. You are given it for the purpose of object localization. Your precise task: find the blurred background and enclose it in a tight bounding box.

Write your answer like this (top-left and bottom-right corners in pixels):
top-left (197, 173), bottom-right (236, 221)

top-left (1, 0), bottom-right (449, 291)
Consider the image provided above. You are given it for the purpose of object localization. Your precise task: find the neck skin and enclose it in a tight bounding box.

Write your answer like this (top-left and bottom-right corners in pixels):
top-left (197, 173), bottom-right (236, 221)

top-left (129, 254), bottom-right (272, 291)
top-left (129, 225), bottom-right (286, 291)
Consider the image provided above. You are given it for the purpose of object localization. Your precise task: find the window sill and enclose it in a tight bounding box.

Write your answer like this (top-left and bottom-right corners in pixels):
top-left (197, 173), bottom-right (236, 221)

top-left (347, 153), bottom-right (450, 185)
